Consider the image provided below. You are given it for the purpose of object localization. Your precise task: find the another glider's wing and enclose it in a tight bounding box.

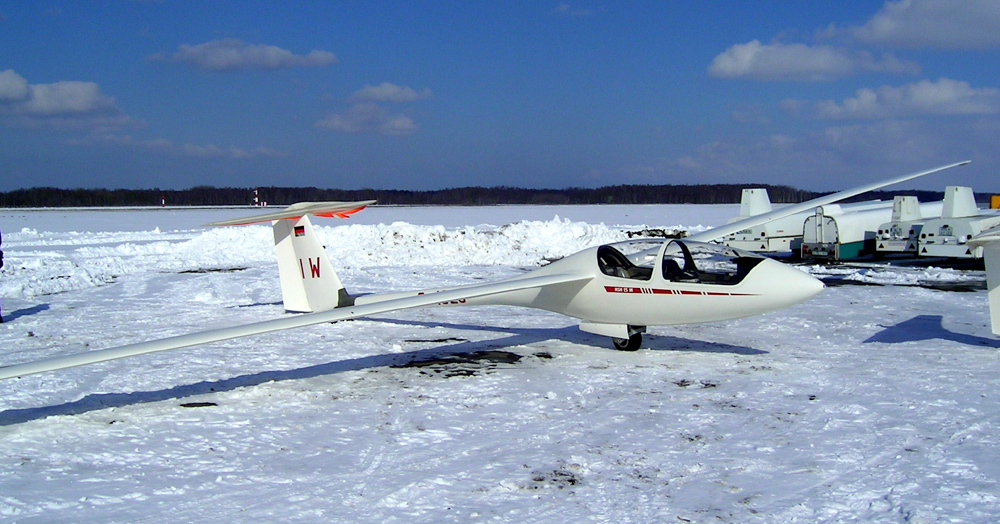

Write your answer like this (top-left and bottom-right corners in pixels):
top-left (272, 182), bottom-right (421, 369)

top-left (686, 161), bottom-right (970, 243)
top-left (0, 273), bottom-right (592, 380)
top-left (969, 224), bottom-right (1000, 335)
top-left (206, 200), bottom-right (377, 227)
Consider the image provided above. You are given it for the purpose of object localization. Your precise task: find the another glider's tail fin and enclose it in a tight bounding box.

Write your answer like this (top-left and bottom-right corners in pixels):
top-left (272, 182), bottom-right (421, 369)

top-left (739, 188), bottom-right (773, 218)
top-left (970, 225), bottom-right (1000, 335)
top-left (942, 186), bottom-right (978, 218)
top-left (208, 200), bottom-right (375, 313)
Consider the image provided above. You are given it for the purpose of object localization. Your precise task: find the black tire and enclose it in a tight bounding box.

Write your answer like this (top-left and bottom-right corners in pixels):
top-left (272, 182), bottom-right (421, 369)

top-left (612, 333), bottom-right (642, 351)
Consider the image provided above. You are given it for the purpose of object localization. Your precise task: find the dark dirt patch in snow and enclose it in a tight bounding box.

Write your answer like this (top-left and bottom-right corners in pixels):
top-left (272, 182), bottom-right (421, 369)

top-left (674, 379), bottom-right (717, 389)
top-left (393, 350), bottom-right (529, 378)
top-left (626, 228), bottom-right (685, 239)
top-left (529, 466), bottom-right (584, 490)
top-left (178, 267), bottom-right (248, 274)
top-left (403, 337), bottom-right (468, 343)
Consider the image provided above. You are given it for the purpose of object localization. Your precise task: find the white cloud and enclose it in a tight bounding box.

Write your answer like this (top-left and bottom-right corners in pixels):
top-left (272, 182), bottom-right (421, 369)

top-left (666, 119), bottom-right (950, 187)
top-left (349, 83), bottom-right (432, 103)
top-left (848, 0), bottom-right (1000, 49)
top-left (708, 40), bottom-right (919, 81)
top-left (15, 81), bottom-right (117, 116)
top-left (68, 133), bottom-right (173, 151)
top-left (0, 69), bottom-right (138, 130)
top-left (319, 83), bottom-right (430, 136)
top-left (814, 78), bottom-right (1000, 119)
top-left (554, 4), bottom-right (593, 16)
top-left (378, 114), bottom-right (419, 136)
top-left (154, 39), bottom-right (338, 71)
top-left (316, 103), bottom-right (417, 136)
top-left (0, 69), bottom-right (29, 101)
top-left (181, 143), bottom-right (287, 158)
top-left (70, 133), bottom-right (288, 159)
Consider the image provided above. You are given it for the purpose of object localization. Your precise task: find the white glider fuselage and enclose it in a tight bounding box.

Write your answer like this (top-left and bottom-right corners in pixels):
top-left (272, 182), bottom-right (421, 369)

top-left (356, 240), bottom-right (824, 327)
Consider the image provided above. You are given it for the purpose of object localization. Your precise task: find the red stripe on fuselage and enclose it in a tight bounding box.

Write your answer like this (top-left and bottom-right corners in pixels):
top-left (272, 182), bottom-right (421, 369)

top-left (603, 286), bottom-right (756, 297)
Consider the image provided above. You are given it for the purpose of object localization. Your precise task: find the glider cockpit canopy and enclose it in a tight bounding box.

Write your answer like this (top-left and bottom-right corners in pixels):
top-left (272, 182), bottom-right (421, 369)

top-left (597, 239), bottom-right (765, 286)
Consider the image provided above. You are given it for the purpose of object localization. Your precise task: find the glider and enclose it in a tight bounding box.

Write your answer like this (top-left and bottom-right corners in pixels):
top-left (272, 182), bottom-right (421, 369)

top-left (0, 161), bottom-right (970, 380)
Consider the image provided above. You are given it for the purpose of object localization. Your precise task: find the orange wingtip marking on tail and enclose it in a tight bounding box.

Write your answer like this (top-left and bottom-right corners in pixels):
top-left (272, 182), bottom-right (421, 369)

top-left (314, 205), bottom-right (368, 219)
top-left (214, 204), bottom-right (369, 226)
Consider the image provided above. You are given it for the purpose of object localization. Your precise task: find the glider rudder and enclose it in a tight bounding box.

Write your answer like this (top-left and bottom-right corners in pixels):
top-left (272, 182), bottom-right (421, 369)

top-left (208, 201), bottom-right (374, 313)
top-left (274, 215), bottom-right (348, 313)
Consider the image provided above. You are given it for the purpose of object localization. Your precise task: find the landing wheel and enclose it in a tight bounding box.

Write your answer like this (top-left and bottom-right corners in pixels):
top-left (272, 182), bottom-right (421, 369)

top-left (612, 333), bottom-right (642, 351)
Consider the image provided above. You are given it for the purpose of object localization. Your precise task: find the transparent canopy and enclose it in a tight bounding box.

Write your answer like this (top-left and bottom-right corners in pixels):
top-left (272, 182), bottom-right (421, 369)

top-left (597, 239), bottom-right (765, 285)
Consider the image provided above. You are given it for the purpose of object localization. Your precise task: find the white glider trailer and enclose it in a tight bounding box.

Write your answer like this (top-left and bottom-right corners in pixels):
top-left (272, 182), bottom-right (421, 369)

top-left (723, 188), bottom-right (892, 255)
top-left (874, 195), bottom-right (945, 256)
top-left (800, 203), bottom-right (901, 261)
top-left (919, 186), bottom-right (1000, 259)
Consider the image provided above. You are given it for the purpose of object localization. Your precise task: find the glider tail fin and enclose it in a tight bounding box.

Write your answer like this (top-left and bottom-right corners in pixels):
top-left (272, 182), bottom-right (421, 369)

top-left (207, 200), bottom-right (374, 313)
top-left (739, 188), bottom-right (773, 218)
top-left (273, 215), bottom-right (352, 313)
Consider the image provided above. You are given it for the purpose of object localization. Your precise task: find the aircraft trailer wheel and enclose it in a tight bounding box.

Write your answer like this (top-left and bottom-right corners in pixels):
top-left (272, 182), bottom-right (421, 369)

top-left (612, 333), bottom-right (642, 351)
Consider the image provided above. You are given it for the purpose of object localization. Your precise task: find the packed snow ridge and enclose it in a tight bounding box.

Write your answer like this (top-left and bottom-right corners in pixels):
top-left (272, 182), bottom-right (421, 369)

top-left (2, 217), bottom-right (683, 298)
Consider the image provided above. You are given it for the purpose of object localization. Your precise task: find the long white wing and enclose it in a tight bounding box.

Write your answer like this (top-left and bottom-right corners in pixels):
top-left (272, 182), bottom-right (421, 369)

top-left (686, 161), bottom-right (970, 243)
top-left (0, 273), bottom-right (591, 380)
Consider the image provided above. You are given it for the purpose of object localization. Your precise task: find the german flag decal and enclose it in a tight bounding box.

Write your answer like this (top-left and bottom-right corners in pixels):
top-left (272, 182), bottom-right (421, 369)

top-left (294, 226), bottom-right (306, 237)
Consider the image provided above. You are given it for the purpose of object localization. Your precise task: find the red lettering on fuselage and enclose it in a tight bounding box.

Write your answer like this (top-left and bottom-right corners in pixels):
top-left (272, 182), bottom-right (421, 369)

top-left (603, 285), bottom-right (756, 297)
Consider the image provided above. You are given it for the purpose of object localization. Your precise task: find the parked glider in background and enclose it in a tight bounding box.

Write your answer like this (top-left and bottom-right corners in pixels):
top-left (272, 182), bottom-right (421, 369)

top-left (0, 161), bottom-right (970, 380)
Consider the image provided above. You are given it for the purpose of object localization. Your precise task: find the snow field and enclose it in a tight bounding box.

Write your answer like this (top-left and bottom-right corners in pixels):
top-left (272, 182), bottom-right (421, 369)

top-left (0, 205), bottom-right (997, 523)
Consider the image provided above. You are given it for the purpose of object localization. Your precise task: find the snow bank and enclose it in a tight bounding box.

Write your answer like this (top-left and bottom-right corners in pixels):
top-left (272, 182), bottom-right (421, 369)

top-left (1, 206), bottom-right (984, 299)
top-left (321, 217), bottom-right (628, 268)
top-left (803, 263), bottom-right (984, 287)
top-left (0, 217), bottom-right (633, 298)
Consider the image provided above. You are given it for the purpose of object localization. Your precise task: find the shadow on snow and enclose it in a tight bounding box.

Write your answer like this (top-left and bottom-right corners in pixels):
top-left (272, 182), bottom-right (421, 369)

top-left (3, 303), bottom-right (51, 322)
top-left (864, 314), bottom-right (1000, 347)
top-left (0, 320), bottom-right (762, 426)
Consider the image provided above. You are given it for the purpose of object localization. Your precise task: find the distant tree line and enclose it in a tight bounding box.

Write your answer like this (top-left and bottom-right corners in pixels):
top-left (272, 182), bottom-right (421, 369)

top-left (0, 184), bottom-right (959, 208)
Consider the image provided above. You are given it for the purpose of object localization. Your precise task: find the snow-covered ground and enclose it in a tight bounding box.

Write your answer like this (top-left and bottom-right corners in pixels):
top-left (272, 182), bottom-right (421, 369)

top-left (0, 205), bottom-right (997, 523)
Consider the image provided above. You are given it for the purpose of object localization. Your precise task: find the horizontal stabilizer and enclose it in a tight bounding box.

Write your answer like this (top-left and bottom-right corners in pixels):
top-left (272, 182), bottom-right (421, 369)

top-left (206, 200), bottom-right (377, 227)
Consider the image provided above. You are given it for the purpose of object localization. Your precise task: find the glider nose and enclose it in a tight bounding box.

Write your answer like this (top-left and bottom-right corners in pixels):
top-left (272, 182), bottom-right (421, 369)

top-left (778, 262), bottom-right (825, 304)
top-left (749, 258), bottom-right (825, 310)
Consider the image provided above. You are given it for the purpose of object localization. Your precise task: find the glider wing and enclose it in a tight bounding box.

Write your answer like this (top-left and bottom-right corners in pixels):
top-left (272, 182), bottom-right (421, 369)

top-left (686, 161), bottom-right (970, 243)
top-left (0, 272), bottom-right (592, 380)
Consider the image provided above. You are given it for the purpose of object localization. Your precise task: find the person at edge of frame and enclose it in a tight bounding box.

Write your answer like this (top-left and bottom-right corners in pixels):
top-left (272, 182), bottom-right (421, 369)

top-left (0, 225), bottom-right (4, 323)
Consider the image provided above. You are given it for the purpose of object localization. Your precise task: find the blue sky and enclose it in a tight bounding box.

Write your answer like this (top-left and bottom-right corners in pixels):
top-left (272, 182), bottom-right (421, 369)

top-left (1, 1), bottom-right (998, 192)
